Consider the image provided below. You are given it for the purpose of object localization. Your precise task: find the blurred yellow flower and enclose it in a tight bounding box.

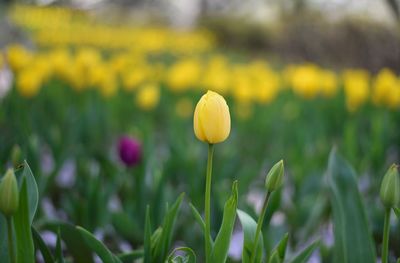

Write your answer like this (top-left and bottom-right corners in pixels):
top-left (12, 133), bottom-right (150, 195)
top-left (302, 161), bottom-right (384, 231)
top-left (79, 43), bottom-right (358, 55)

top-left (17, 68), bottom-right (43, 97)
top-left (122, 67), bottom-right (149, 91)
top-left (167, 59), bottom-right (201, 92)
top-left (7, 44), bottom-right (32, 72)
top-left (343, 69), bottom-right (370, 112)
top-left (290, 64), bottom-right (321, 99)
top-left (136, 84), bottom-right (160, 110)
top-left (202, 56), bottom-right (230, 94)
top-left (372, 68), bottom-right (400, 109)
top-left (194, 90), bottom-right (230, 144)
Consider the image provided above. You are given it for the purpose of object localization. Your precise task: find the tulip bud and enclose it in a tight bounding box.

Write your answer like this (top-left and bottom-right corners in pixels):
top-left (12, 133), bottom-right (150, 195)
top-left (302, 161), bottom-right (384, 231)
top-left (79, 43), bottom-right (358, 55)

top-left (118, 136), bottom-right (142, 167)
top-left (0, 169), bottom-right (19, 217)
top-left (265, 160), bottom-right (284, 192)
top-left (380, 164), bottom-right (400, 208)
top-left (193, 90), bottom-right (231, 144)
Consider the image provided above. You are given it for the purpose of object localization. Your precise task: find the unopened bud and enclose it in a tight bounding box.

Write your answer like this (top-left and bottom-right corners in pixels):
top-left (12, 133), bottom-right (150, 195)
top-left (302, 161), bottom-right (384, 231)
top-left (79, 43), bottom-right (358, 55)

top-left (265, 160), bottom-right (284, 192)
top-left (0, 169), bottom-right (19, 216)
top-left (380, 164), bottom-right (400, 208)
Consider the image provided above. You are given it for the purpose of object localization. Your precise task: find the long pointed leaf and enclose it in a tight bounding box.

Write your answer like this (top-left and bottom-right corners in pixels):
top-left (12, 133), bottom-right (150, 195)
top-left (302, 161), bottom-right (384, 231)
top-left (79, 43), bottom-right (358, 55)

top-left (153, 193), bottom-right (184, 261)
top-left (77, 226), bottom-right (119, 263)
top-left (268, 233), bottom-right (289, 263)
top-left (289, 240), bottom-right (319, 263)
top-left (45, 222), bottom-right (94, 263)
top-left (394, 207), bottom-right (400, 218)
top-left (144, 206), bottom-right (152, 263)
top-left (14, 177), bottom-right (35, 263)
top-left (211, 181), bottom-right (238, 263)
top-left (327, 149), bottom-right (376, 263)
top-left (237, 209), bottom-right (264, 263)
top-left (20, 161), bottom-right (38, 223)
top-left (32, 227), bottom-right (55, 263)
top-left (189, 203), bottom-right (205, 232)
top-left (55, 229), bottom-right (65, 263)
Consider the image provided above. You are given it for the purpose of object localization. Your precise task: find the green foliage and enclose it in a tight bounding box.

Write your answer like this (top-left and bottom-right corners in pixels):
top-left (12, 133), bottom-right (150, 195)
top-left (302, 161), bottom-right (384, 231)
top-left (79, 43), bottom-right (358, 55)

top-left (32, 227), bottom-right (55, 263)
top-left (45, 222), bottom-right (94, 263)
top-left (152, 193), bottom-right (185, 261)
top-left (327, 148), bottom-right (376, 263)
top-left (55, 229), bottom-right (65, 263)
top-left (289, 240), bottom-right (319, 263)
top-left (144, 206), bottom-right (152, 263)
top-left (14, 177), bottom-right (35, 263)
top-left (210, 181), bottom-right (238, 263)
top-left (268, 233), bottom-right (289, 263)
top-left (394, 207), bottom-right (400, 218)
top-left (237, 209), bottom-right (264, 263)
top-left (77, 226), bottom-right (121, 263)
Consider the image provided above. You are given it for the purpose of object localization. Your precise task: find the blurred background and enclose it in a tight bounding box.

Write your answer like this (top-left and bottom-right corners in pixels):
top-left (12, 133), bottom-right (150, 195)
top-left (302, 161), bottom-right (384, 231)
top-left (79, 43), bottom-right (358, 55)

top-left (0, 0), bottom-right (400, 262)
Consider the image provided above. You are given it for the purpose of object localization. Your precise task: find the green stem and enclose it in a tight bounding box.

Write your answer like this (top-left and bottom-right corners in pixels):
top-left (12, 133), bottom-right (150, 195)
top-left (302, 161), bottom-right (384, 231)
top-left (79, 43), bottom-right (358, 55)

top-left (6, 216), bottom-right (16, 263)
top-left (204, 143), bottom-right (214, 263)
top-left (250, 191), bottom-right (272, 263)
top-left (382, 207), bottom-right (391, 263)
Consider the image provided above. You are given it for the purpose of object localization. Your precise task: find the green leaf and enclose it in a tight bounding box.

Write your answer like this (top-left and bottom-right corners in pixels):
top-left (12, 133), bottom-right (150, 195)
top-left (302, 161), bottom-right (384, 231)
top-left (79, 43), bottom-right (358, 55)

top-left (268, 233), bottom-right (289, 262)
top-left (289, 240), bottom-right (319, 263)
top-left (16, 161), bottom-right (38, 223)
top-left (394, 207), bottom-right (400, 218)
top-left (55, 229), bottom-right (65, 263)
top-left (112, 211), bottom-right (140, 242)
top-left (77, 226), bottom-right (120, 263)
top-left (327, 149), bottom-right (376, 263)
top-left (144, 206), bottom-right (152, 263)
top-left (117, 249), bottom-right (144, 262)
top-left (0, 161), bottom-right (39, 263)
top-left (189, 203), bottom-right (213, 246)
top-left (211, 181), bottom-right (238, 263)
top-left (237, 209), bottom-right (264, 263)
top-left (153, 193), bottom-right (184, 262)
top-left (167, 247), bottom-right (196, 263)
top-left (45, 222), bottom-right (94, 263)
top-left (189, 203), bottom-right (205, 232)
top-left (268, 250), bottom-right (281, 263)
top-left (32, 227), bottom-right (55, 263)
top-left (14, 177), bottom-right (35, 263)
top-left (0, 214), bottom-right (10, 263)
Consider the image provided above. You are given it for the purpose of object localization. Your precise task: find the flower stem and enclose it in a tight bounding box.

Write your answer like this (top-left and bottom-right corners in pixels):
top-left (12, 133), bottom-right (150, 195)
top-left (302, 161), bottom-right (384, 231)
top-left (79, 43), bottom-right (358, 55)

top-left (382, 207), bottom-right (391, 263)
top-left (250, 191), bottom-right (272, 263)
top-left (6, 216), bottom-right (16, 263)
top-left (204, 143), bottom-right (214, 263)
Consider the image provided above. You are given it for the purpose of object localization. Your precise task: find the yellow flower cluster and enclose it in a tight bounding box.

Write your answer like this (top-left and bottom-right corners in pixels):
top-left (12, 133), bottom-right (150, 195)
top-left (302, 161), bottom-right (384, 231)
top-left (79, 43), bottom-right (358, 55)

top-left (4, 5), bottom-right (400, 117)
top-left (10, 5), bottom-right (214, 54)
top-left (4, 43), bottom-right (400, 115)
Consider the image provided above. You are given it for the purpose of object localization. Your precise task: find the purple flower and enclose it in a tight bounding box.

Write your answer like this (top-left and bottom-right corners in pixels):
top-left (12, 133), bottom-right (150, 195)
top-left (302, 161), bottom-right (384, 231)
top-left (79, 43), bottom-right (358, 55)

top-left (118, 136), bottom-right (142, 167)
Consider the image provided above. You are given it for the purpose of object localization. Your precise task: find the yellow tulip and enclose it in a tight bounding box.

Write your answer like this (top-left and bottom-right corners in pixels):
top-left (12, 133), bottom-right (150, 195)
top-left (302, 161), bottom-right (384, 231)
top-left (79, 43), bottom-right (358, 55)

top-left (136, 84), bottom-right (160, 111)
top-left (193, 90), bottom-right (230, 144)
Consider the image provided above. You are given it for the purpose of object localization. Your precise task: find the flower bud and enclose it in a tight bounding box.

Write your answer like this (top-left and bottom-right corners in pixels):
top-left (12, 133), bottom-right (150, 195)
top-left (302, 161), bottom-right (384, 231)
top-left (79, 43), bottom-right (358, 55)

top-left (193, 90), bottom-right (231, 144)
top-left (265, 160), bottom-right (284, 192)
top-left (0, 169), bottom-right (19, 216)
top-left (118, 136), bottom-right (142, 167)
top-left (380, 164), bottom-right (400, 208)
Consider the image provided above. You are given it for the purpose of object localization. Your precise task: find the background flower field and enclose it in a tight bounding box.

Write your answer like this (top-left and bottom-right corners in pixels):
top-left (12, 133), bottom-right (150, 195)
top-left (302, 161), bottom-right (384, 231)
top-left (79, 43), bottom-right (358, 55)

top-left (0, 2), bottom-right (400, 262)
